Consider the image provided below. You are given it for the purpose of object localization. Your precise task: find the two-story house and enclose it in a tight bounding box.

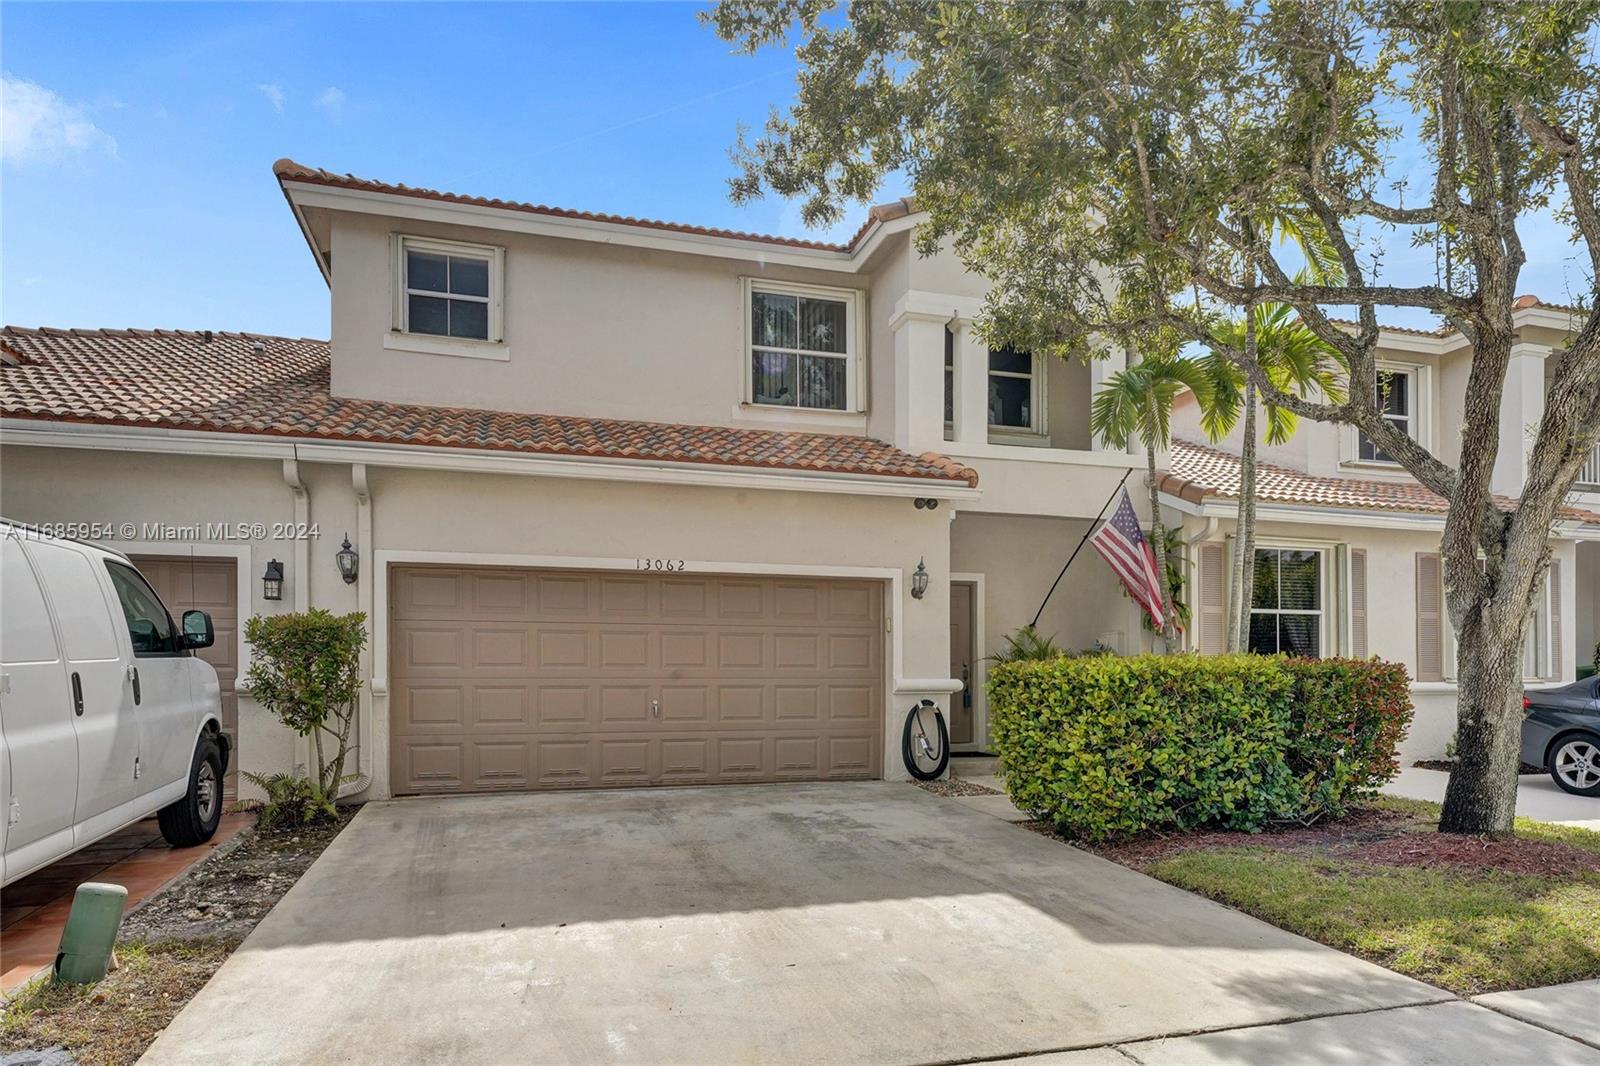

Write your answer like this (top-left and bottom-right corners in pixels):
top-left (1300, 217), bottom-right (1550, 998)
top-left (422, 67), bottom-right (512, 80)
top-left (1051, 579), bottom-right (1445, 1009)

top-left (0, 159), bottom-right (1151, 801)
top-left (1166, 300), bottom-right (1600, 759)
top-left (3, 159), bottom-right (1593, 799)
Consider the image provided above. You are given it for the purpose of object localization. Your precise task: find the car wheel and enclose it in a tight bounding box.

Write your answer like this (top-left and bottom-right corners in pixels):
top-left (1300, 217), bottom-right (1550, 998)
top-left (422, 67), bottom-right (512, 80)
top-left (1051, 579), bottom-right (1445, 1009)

top-left (1547, 734), bottom-right (1600, 797)
top-left (158, 737), bottom-right (224, 847)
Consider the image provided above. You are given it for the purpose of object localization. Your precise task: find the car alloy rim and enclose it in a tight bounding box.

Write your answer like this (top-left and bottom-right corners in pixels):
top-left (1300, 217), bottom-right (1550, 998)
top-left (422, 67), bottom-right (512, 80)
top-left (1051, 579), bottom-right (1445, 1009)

top-left (1554, 740), bottom-right (1598, 790)
top-left (197, 761), bottom-right (218, 821)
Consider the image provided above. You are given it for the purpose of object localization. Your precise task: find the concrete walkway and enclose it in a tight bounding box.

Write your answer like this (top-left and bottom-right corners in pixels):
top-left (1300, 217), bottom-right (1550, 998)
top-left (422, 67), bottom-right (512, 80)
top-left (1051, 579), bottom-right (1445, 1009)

top-left (1384, 765), bottom-right (1600, 830)
top-left (142, 782), bottom-right (1469, 1066)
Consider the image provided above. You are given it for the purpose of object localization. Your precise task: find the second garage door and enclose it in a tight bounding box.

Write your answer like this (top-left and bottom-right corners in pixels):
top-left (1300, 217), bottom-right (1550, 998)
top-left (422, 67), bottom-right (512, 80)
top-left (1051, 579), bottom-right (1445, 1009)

top-left (390, 566), bottom-right (884, 794)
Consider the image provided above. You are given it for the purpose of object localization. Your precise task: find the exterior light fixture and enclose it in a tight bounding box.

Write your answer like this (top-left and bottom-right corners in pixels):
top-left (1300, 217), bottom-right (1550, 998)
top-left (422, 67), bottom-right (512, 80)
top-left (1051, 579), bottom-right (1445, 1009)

top-left (336, 535), bottom-right (359, 585)
top-left (262, 559), bottom-right (284, 601)
top-left (910, 558), bottom-right (930, 600)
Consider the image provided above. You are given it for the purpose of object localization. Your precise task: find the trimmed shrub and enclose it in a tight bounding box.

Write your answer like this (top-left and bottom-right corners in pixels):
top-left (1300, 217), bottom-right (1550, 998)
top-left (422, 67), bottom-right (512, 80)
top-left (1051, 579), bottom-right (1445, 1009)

top-left (988, 654), bottom-right (1412, 841)
top-left (1281, 657), bottom-right (1413, 821)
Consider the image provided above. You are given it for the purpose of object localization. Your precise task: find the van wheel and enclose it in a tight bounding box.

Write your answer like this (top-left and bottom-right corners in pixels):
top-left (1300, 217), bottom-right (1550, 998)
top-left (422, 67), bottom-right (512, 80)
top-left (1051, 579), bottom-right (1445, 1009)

top-left (159, 739), bottom-right (224, 847)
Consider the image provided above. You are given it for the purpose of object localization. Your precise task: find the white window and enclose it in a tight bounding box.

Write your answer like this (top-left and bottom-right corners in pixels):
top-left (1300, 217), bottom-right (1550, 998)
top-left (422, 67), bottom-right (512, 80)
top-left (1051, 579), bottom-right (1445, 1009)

top-left (396, 236), bottom-right (503, 343)
top-left (746, 280), bottom-right (859, 411)
top-left (1357, 367), bottom-right (1415, 462)
top-left (1247, 547), bottom-right (1324, 656)
top-left (943, 327), bottom-right (1043, 433)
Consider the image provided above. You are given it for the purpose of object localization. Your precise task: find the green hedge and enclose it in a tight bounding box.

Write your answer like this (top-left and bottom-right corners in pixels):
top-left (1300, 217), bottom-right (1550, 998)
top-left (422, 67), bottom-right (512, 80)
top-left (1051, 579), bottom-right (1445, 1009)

top-left (988, 654), bottom-right (1413, 841)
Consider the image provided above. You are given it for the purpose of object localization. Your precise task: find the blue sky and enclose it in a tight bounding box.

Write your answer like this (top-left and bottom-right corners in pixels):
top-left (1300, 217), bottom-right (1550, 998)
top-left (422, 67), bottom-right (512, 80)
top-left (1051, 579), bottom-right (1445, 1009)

top-left (2, 3), bottom-right (1588, 339)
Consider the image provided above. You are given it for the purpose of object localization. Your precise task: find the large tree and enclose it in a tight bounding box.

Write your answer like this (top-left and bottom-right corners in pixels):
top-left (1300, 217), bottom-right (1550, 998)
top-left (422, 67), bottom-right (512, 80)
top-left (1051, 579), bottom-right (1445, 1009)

top-left (707, 0), bottom-right (1600, 835)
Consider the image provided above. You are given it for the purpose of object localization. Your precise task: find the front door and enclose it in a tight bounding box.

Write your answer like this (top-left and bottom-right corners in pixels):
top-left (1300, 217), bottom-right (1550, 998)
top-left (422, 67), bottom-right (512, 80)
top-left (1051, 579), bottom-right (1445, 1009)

top-left (949, 582), bottom-right (975, 746)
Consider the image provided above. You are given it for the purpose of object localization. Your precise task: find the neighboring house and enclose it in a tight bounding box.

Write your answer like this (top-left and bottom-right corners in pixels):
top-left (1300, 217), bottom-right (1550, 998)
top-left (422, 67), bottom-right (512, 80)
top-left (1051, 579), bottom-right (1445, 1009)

top-left (2, 160), bottom-right (1592, 797)
top-left (1166, 300), bottom-right (1600, 759)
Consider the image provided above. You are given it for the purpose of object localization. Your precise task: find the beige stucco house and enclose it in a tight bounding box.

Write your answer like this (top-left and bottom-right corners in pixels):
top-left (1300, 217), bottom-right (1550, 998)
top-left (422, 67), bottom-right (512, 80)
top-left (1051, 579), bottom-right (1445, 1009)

top-left (2, 159), bottom-right (1595, 799)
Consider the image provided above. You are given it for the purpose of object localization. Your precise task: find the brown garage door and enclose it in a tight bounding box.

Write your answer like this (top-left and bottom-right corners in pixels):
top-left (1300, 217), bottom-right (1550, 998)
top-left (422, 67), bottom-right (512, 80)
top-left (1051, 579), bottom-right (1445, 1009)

top-left (389, 567), bottom-right (885, 794)
top-left (130, 556), bottom-right (239, 769)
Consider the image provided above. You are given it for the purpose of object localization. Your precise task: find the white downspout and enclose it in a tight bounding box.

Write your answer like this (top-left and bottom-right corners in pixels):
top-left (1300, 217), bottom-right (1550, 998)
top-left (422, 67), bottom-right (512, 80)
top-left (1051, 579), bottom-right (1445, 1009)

top-left (338, 462), bottom-right (375, 799)
top-left (1182, 515), bottom-right (1219, 653)
top-left (282, 456), bottom-right (313, 773)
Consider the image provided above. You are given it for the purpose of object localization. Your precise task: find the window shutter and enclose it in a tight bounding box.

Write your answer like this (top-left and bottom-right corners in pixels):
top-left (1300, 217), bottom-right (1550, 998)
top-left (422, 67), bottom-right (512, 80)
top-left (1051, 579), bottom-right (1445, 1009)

top-left (1415, 552), bottom-right (1443, 682)
top-left (1350, 549), bottom-right (1369, 658)
top-left (1550, 559), bottom-right (1563, 680)
top-left (1198, 542), bottom-right (1228, 655)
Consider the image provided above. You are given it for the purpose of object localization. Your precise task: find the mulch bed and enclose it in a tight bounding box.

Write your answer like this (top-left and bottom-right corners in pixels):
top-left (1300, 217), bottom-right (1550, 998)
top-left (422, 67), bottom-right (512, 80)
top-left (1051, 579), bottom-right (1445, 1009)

top-left (912, 778), bottom-right (1002, 797)
top-left (2, 808), bottom-right (357, 1066)
top-left (1080, 805), bottom-right (1416, 868)
top-left (1344, 834), bottom-right (1600, 876)
top-left (1413, 759), bottom-right (1544, 775)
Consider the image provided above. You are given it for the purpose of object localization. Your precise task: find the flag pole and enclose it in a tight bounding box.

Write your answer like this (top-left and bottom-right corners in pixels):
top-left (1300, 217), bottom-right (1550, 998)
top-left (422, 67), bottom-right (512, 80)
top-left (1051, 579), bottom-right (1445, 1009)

top-left (1029, 467), bottom-right (1135, 629)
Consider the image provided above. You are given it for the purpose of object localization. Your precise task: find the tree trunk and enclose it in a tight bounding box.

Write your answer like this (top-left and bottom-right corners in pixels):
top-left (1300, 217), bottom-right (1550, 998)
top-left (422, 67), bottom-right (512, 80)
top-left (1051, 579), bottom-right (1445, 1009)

top-left (1439, 604), bottom-right (1527, 835)
top-left (1233, 380), bottom-right (1260, 652)
top-left (1143, 430), bottom-right (1176, 653)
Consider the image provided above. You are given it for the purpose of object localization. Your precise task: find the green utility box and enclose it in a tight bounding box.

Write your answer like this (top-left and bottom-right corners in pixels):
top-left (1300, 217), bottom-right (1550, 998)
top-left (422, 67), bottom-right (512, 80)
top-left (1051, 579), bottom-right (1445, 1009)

top-left (54, 882), bottom-right (128, 984)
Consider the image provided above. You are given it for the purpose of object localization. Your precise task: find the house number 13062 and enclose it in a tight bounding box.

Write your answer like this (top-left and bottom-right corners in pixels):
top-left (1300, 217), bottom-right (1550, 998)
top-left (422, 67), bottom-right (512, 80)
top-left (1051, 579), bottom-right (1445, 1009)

top-left (635, 558), bottom-right (686, 571)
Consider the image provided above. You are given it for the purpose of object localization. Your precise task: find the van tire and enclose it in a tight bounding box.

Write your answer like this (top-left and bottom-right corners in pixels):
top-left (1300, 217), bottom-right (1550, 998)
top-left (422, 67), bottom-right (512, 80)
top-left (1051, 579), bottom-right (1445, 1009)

top-left (159, 738), bottom-right (224, 847)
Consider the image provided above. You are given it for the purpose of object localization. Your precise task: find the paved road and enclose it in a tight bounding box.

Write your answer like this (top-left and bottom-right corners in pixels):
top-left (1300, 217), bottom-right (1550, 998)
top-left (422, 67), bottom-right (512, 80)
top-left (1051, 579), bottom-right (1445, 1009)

top-left (1385, 765), bottom-right (1600, 830)
top-left (140, 783), bottom-right (1594, 1065)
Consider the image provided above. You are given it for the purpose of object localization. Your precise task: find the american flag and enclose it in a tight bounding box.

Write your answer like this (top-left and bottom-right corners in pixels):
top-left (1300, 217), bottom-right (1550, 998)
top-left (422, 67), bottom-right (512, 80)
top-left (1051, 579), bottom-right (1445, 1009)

top-left (1089, 489), bottom-right (1167, 629)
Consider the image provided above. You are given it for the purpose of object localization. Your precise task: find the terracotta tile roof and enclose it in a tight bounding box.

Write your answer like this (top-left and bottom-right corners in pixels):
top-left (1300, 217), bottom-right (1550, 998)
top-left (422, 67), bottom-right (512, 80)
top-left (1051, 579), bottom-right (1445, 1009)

top-left (1163, 438), bottom-right (1600, 526)
top-left (276, 159), bottom-right (913, 254)
top-left (0, 327), bottom-right (978, 488)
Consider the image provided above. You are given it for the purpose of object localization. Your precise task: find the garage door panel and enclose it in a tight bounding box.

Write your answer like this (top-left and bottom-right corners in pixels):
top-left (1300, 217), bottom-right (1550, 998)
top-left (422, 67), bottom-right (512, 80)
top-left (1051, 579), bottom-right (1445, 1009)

top-left (390, 567), bottom-right (884, 794)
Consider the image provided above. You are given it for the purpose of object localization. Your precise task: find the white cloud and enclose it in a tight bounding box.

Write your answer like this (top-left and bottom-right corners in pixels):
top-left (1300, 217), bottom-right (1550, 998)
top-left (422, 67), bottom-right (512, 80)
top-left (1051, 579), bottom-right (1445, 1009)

top-left (257, 83), bottom-right (286, 113)
top-left (1, 74), bottom-right (117, 165)
top-left (314, 86), bottom-right (345, 119)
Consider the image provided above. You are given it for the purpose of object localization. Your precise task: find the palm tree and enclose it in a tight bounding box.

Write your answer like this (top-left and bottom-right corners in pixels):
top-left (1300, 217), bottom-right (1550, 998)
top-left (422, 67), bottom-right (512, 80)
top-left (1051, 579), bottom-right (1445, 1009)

top-left (1089, 350), bottom-right (1214, 651)
top-left (1199, 302), bottom-right (1345, 651)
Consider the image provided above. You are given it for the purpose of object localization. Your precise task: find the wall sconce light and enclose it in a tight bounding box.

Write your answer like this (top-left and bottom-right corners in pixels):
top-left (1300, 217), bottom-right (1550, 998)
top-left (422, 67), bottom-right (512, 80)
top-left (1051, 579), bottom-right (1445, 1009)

top-left (262, 559), bottom-right (284, 601)
top-left (336, 535), bottom-right (359, 585)
top-left (910, 557), bottom-right (930, 600)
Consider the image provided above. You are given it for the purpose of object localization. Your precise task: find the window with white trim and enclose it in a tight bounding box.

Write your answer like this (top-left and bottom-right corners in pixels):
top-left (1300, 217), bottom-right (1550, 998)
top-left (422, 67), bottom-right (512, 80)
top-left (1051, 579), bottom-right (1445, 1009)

top-left (1247, 547), bottom-right (1324, 656)
top-left (747, 281), bottom-right (856, 411)
top-left (1357, 368), bottom-right (1414, 462)
top-left (1442, 571), bottom-right (1552, 682)
top-left (941, 326), bottom-right (1042, 432)
top-left (397, 236), bottom-right (502, 342)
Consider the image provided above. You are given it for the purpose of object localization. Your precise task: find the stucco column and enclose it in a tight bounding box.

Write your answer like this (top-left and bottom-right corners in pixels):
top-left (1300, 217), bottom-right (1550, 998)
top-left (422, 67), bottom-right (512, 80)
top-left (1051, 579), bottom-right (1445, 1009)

top-left (1089, 342), bottom-right (1130, 453)
top-left (890, 302), bottom-right (951, 455)
top-left (952, 317), bottom-right (988, 446)
top-left (1491, 342), bottom-right (1550, 496)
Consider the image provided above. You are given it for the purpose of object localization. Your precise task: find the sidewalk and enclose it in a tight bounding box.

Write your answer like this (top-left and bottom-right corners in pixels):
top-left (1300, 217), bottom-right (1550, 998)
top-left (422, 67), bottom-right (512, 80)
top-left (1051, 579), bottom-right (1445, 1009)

top-left (1384, 764), bottom-right (1600, 830)
top-left (991, 981), bottom-right (1600, 1064)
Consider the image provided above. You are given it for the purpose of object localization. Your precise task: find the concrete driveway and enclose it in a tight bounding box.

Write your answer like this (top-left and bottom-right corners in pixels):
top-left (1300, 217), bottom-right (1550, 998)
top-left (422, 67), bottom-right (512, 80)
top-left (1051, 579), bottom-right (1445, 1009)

top-left (142, 783), bottom-right (1453, 1065)
top-left (1386, 765), bottom-right (1600, 830)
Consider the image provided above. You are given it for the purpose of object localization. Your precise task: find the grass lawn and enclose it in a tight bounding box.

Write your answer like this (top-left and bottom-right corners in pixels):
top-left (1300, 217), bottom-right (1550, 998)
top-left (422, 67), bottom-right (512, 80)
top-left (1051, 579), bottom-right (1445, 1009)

top-left (1086, 797), bottom-right (1600, 996)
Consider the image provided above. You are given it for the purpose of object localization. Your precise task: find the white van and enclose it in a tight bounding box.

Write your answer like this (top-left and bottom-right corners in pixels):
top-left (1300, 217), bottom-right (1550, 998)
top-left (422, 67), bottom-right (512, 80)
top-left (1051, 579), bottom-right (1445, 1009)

top-left (1, 521), bottom-right (230, 886)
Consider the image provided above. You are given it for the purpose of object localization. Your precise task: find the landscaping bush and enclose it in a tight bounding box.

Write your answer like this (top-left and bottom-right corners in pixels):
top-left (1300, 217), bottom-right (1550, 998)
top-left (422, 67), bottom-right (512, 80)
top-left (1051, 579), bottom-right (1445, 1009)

top-left (1281, 658), bottom-right (1413, 821)
top-left (988, 654), bottom-right (1412, 841)
top-left (241, 771), bottom-right (337, 830)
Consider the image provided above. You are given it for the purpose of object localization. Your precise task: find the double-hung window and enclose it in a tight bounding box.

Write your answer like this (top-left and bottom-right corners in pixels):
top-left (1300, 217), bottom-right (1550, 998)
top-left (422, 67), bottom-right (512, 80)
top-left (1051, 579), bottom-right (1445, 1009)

top-left (941, 327), bottom-right (1042, 433)
top-left (747, 281), bottom-right (856, 411)
top-left (397, 236), bottom-right (503, 343)
top-left (1247, 547), bottom-right (1324, 656)
top-left (1357, 368), bottom-right (1414, 462)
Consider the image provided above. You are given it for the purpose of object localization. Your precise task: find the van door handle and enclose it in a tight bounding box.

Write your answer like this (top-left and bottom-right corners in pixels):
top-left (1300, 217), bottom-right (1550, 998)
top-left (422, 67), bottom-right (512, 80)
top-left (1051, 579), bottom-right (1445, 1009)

top-left (71, 672), bottom-right (84, 717)
top-left (130, 666), bottom-right (141, 705)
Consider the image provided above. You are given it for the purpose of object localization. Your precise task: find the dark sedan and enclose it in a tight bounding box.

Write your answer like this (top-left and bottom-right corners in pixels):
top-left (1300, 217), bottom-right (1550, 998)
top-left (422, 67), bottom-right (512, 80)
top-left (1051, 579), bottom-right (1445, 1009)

top-left (1522, 676), bottom-right (1600, 796)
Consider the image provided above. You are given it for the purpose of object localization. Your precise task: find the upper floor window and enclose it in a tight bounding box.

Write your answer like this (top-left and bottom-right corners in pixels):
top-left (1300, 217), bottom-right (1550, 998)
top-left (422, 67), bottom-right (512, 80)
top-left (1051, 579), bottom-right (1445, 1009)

top-left (396, 235), bottom-right (503, 343)
top-left (1247, 547), bottom-right (1323, 657)
top-left (942, 328), bottom-right (1042, 433)
top-left (988, 346), bottom-right (1038, 431)
top-left (1357, 368), bottom-right (1413, 462)
top-left (746, 280), bottom-right (857, 411)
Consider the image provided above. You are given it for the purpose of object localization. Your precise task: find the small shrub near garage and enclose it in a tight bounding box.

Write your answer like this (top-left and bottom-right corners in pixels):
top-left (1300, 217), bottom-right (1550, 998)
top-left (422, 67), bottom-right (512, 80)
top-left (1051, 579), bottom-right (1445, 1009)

top-left (988, 654), bottom-right (1412, 841)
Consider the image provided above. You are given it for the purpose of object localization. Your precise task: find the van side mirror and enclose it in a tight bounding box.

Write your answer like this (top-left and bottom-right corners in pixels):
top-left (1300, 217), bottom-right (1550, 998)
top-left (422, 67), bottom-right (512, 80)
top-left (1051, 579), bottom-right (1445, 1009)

top-left (182, 610), bottom-right (215, 650)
